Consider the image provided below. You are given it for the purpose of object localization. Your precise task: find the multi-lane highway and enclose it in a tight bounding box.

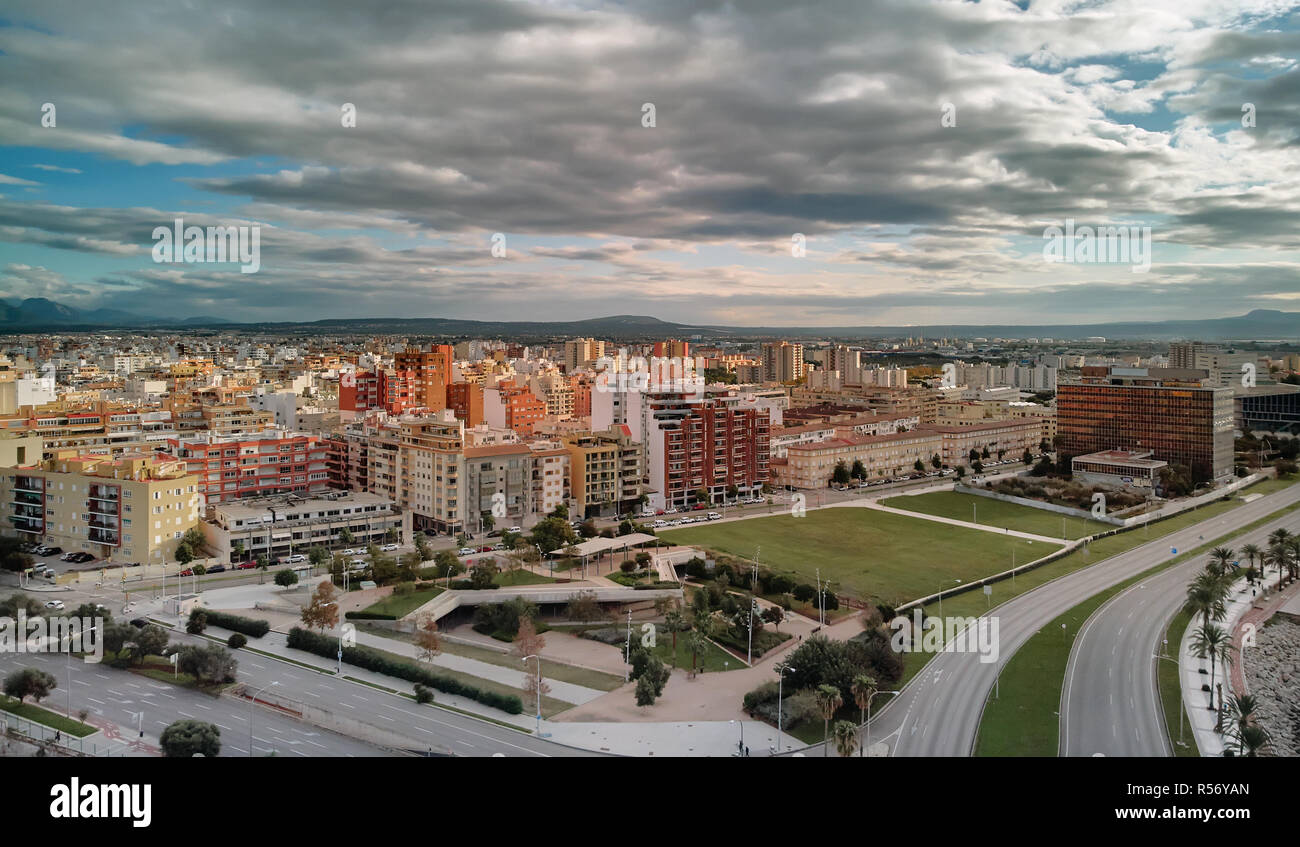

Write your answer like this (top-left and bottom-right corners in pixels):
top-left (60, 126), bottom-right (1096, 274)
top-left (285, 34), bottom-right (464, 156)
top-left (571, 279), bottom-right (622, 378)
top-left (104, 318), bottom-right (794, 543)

top-left (851, 481), bottom-right (1300, 757)
top-left (1060, 505), bottom-right (1300, 757)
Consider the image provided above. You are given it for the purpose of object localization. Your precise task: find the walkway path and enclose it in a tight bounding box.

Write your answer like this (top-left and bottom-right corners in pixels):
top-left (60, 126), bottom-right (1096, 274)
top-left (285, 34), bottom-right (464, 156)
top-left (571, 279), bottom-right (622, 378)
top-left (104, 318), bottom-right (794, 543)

top-left (858, 500), bottom-right (1065, 545)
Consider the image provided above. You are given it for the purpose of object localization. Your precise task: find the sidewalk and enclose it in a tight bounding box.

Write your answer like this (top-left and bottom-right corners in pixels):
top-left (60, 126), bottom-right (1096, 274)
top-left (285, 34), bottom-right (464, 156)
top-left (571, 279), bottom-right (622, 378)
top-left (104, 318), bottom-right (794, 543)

top-left (860, 500), bottom-right (1065, 545)
top-left (1177, 574), bottom-right (1256, 757)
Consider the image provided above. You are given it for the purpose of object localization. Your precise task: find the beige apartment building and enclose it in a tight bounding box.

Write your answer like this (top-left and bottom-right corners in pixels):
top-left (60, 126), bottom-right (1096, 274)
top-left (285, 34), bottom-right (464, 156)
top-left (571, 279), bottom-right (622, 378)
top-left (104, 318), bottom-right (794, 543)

top-left (562, 427), bottom-right (646, 517)
top-left (3, 451), bottom-right (201, 564)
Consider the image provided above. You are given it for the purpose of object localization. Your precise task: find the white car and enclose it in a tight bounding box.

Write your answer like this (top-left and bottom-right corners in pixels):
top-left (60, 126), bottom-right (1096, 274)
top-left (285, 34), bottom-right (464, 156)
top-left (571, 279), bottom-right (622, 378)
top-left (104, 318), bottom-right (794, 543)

top-left (348, 559), bottom-right (368, 571)
top-left (458, 547), bottom-right (475, 556)
top-left (283, 554), bottom-right (308, 564)
top-left (380, 543), bottom-right (400, 552)
top-left (44, 600), bottom-right (65, 610)
top-left (651, 519), bottom-right (668, 528)
top-left (707, 512), bottom-right (722, 520)
top-left (507, 526), bottom-right (522, 534)
top-left (340, 548), bottom-right (358, 556)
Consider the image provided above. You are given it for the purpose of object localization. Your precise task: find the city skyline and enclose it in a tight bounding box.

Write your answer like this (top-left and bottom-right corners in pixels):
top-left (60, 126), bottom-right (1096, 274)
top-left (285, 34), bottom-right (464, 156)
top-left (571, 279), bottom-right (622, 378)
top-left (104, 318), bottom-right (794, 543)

top-left (3, 0), bottom-right (1300, 326)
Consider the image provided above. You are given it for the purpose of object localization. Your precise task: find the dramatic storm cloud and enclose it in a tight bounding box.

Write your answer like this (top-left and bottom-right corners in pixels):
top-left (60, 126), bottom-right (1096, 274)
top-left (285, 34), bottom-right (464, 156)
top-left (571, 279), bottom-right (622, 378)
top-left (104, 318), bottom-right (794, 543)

top-left (0, 0), bottom-right (1298, 324)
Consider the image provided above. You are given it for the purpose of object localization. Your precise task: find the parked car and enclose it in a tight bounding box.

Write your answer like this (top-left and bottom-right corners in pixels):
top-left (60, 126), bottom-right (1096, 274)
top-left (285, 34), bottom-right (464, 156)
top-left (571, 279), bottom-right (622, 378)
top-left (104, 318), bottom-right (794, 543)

top-left (67, 551), bottom-right (95, 563)
top-left (707, 512), bottom-right (722, 520)
top-left (129, 618), bottom-right (148, 628)
top-left (423, 529), bottom-right (440, 538)
top-left (491, 543), bottom-right (505, 551)
top-left (283, 554), bottom-right (308, 564)
top-left (506, 526), bottom-right (522, 533)
top-left (651, 519), bottom-right (668, 528)
top-left (486, 530), bottom-right (503, 538)
top-left (380, 543), bottom-right (400, 552)
top-left (35, 546), bottom-right (62, 557)
top-left (236, 561), bottom-right (256, 570)
top-left (340, 548), bottom-right (359, 556)
top-left (178, 568), bottom-right (194, 577)
top-left (457, 547), bottom-right (475, 556)
top-left (44, 600), bottom-right (65, 610)
top-left (348, 559), bottom-right (368, 571)
top-left (206, 564), bottom-right (227, 574)
top-left (477, 545), bottom-right (494, 553)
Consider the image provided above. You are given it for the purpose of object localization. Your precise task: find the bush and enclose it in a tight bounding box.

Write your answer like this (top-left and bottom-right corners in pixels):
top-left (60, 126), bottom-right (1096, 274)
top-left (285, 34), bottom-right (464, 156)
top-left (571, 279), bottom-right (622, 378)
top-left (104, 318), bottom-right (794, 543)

top-left (227, 633), bottom-right (247, 649)
top-left (742, 680), bottom-right (780, 714)
top-left (185, 609), bottom-right (207, 635)
top-left (393, 582), bottom-right (415, 596)
top-left (414, 684), bottom-right (434, 704)
top-left (201, 610), bottom-right (270, 638)
top-left (287, 627), bottom-right (522, 714)
top-left (792, 583), bottom-right (817, 603)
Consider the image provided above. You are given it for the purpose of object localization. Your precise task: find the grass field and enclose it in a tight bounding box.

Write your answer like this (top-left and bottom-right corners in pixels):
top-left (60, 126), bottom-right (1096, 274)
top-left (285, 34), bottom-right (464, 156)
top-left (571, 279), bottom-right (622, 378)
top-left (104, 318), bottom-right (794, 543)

top-left (358, 588), bottom-right (444, 619)
top-left (660, 507), bottom-right (1057, 606)
top-left (0, 695), bottom-right (97, 737)
top-left (880, 491), bottom-right (1110, 540)
top-left (494, 569), bottom-right (556, 587)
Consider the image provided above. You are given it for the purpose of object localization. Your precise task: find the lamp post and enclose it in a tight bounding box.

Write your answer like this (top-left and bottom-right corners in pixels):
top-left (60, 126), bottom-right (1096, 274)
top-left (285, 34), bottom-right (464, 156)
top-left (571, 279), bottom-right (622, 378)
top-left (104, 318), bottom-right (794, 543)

top-left (729, 718), bottom-right (744, 756)
top-left (865, 689), bottom-right (900, 756)
top-left (62, 621), bottom-right (101, 718)
top-left (776, 663), bottom-right (796, 751)
top-left (249, 681), bottom-right (278, 757)
top-left (522, 655), bottom-right (543, 736)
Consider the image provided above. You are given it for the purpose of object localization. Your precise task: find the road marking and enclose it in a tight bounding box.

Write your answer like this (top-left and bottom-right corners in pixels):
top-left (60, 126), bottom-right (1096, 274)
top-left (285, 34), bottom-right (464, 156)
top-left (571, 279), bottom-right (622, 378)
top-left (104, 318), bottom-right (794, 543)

top-left (87, 697), bottom-right (105, 705)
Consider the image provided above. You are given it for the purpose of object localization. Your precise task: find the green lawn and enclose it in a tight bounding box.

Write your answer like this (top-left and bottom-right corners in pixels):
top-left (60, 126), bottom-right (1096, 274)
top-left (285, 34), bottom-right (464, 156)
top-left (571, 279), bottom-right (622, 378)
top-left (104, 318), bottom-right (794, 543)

top-left (494, 570), bottom-right (556, 587)
top-left (0, 695), bottom-right (97, 737)
top-left (880, 490), bottom-right (1109, 540)
top-left (661, 507), bottom-right (1058, 606)
top-left (1159, 608), bottom-right (1199, 757)
top-left (358, 588), bottom-right (444, 619)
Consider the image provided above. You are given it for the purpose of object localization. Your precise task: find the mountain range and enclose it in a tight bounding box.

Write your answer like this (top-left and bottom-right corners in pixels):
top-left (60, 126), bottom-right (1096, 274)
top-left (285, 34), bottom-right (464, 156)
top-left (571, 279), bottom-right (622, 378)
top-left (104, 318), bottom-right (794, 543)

top-left (0, 298), bottom-right (1295, 341)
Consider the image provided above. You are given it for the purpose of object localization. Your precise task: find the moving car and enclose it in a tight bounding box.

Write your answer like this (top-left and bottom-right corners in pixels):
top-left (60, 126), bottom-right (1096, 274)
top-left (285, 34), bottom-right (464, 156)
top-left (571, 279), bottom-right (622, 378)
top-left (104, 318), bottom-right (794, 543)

top-left (206, 564), bottom-right (226, 574)
top-left (235, 561), bottom-right (256, 570)
top-left (380, 543), bottom-right (400, 552)
top-left (283, 553), bottom-right (308, 564)
top-left (129, 618), bottom-right (148, 628)
top-left (457, 547), bottom-right (475, 556)
top-left (178, 568), bottom-right (193, 577)
top-left (44, 600), bottom-right (65, 610)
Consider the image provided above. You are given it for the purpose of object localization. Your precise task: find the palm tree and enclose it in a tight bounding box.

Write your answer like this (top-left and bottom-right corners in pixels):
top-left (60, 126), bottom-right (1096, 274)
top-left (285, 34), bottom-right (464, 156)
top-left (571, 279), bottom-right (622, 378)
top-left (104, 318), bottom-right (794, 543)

top-left (1184, 571), bottom-right (1227, 630)
top-left (1266, 545), bottom-right (1287, 592)
top-left (1190, 624), bottom-right (1233, 729)
top-left (1208, 547), bottom-right (1235, 576)
top-left (1240, 543), bottom-right (1263, 576)
top-left (1236, 725), bottom-right (1272, 757)
top-left (832, 720), bottom-right (859, 757)
top-left (1224, 692), bottom-right (1259, 748)
top-left (850, 674), bottom-right (876, 758)
top-left (814, 684), bottom-right (843, 757)
top-left (684, 630), bottom-right (708, 674)
top-left (1286, 538), bottom-right (1300, 584)
top-left (664, 609), bottom-right (684, 665)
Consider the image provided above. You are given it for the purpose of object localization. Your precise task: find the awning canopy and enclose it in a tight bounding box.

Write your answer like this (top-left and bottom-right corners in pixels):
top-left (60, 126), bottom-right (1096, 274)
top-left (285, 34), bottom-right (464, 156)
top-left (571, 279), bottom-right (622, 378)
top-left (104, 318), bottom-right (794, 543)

top-left (545, 533), bottom-right (659, 558)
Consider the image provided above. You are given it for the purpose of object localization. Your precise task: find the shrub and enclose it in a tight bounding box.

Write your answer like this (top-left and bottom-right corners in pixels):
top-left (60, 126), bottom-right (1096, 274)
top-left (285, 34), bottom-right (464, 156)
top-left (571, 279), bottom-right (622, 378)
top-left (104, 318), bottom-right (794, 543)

top-left (792, 583), bottom-right (817, 603)
top-left (393, 582), bottom-right (414, 596)
top-left (227, 633), bottom-right (247, 649)
top-left (414, 684), bottom-right (434, 704)
top-left (201, 610), bottom-right (270, 638)
top-left (185, 609), bottom-right (207, 635)
top-left (287, 627), bottom-right (522, 714)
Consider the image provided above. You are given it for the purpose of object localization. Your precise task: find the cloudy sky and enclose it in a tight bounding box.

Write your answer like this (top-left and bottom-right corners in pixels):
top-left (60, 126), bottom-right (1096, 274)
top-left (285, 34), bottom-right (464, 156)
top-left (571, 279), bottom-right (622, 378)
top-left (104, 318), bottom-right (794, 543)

top-left (1, 0), bottom-right (1299, 326)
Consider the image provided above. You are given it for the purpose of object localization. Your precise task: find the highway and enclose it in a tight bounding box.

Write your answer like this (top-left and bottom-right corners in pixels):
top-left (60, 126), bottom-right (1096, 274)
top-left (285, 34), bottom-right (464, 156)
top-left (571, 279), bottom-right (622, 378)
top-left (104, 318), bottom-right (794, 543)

top-left (1059, 503), bottom-right (1300, 757)
top-left (852, 481), bottom-right (1300, 757)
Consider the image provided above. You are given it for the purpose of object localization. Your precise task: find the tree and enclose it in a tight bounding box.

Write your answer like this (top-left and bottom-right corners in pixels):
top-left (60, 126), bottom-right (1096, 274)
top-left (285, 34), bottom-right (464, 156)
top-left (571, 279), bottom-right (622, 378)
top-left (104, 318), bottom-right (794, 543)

top-left (256, 554), bottom-right (270, 583)
top-left (186, 609), bottom-right (208, 635)
top-left (134, 624), bottom-right (169, 662)
top-left (512, 618), bottom-right (549, 711)
top-left (274, 569), bottom-right (299, 588)
top-left (685, 630), bottom-right (709, 673)
top-left (635, 673), bottom-right (659, 707)
top-left (1184, 570), bottom-right (1228, 630)
top-left (414, 615), bottom-right (441, 664)
top-left (227, 633), bottom-right (247, 650)
top-left (159, 719), bottom-right (221, 758)
top-left (972, 460), bottom-right (984, 474)
top-left (481, 512), bottom-right (495, 534)
top-left (301, 581), bottom-right (339, 632)
top-left (850, 674), bottom-right (877, 757)
top-left (932, 454), bottom-right (943, 469)
top-left (566, 590), bottom-right (602, 623)
top-left (0, 536), bottom-right (35, 573)
top-left (832, 719), bottom-right (859, 757)
top-left (831, 461), bottom-right (851, 486)
top-left (175, 542), bottom-right (196, 567)
top-left (913, 459), bottom-right (925, 473)
top-left (1190, 623), bottom-right (1233, 727)
top-left (1021, 449), bottom-right (1032, 466)
top-left (175, 644), bottom-right (238, 685)
top-left (850, 459), bottom-right (867, 480)
top-left (468, 561), bottom-right (499, 589)
top-left (337, 527), bottom-right (354, 549)
top-left (414, 535), bottom-right (432, 562)
top-left (815, 684), bottom-right (843, 757)
top-left (3, 667), bottom-right (56, 704)
top-left (955, 465), bottom-right (966, 480)
top-left (761, 605), bottom-right (785, 631)
top-left (1208, 547), bottom-right (1235, 577)
top-left (308, 546), bottom-right (330, 570)
top-left (232, 540), bottom-right (246, 564)
top-left (531, 516), bottom-right (578, 554)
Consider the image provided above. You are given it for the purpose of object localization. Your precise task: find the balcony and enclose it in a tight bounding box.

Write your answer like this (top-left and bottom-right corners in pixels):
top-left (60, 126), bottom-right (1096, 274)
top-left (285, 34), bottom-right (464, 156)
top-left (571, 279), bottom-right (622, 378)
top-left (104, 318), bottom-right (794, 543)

top-left (89, 527), bottom-right (120, 546)
top-left (13, 477), bottom-right (44, 494)
top-left (11, 491), bottom-right (42, 507)
top-left (88, 486), bottom-right (120, 502)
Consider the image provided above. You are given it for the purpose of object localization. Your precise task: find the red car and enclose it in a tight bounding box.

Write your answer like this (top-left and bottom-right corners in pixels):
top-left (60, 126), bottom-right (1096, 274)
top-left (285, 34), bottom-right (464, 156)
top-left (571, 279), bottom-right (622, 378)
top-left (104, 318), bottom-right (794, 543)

top-left (477, 545), bottom-right (494, 553)
top-left (236, 561), bottom-right (256, 570)
top-left (178, 568), bottom-right (194, 577)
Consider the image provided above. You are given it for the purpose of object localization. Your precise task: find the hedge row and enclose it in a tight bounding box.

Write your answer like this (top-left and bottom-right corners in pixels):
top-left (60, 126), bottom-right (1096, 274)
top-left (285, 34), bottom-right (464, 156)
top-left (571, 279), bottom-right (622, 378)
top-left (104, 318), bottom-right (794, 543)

top-left (286, 627), bottom-right (523, 714)
top-left (201, 610), bottom-right (270, 638)
top-left (344, 611), bottom-right (396, 621)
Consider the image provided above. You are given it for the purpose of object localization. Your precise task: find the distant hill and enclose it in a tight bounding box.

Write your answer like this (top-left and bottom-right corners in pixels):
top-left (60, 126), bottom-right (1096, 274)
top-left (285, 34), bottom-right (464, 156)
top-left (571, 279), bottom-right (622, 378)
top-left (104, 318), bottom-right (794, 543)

top-left (0, 299), bottom-right (1295, 341)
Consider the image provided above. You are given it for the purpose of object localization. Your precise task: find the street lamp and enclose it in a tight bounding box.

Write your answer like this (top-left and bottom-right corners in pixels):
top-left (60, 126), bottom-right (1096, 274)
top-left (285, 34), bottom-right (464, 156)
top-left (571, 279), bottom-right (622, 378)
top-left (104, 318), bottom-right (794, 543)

top-left (62, 621), bottom-right (101, 719)
top-left (249, 681), bottom-right (279, 757)
top-left (776, 663), bottom-right (796, 751)
top-left (521, 654), bottom-right (543, 736)
top-left (865, 689), bottom-right (901, 756)
top-left (729, 718), bottom-right (745, 757)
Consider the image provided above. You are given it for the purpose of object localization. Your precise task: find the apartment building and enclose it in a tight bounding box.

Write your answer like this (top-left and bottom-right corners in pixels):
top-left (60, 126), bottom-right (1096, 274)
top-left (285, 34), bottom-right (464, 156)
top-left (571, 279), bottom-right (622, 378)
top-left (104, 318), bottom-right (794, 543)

top-left (2, 451), bottom-right (201, 564)
top-left (774, 429), bottom-right (943, 489)
top-left (0, 402), bottom-right (178, 459)
top-left (563, 338), bottom-right (606, 373)
top-left (562, 426), bottom-right (647, 517)
top-left (163, 429), bottom-right (330, 504)
top-left (446, 382), bottom-right (485, 426)
top-left (394, 346), bottom-right (455, 410)
top-left (203, 491), bottom-right (407, 564)
top-left (761, 341), bottom-right (806, 383)
top-left (484, 385), bottom-right (546, 437)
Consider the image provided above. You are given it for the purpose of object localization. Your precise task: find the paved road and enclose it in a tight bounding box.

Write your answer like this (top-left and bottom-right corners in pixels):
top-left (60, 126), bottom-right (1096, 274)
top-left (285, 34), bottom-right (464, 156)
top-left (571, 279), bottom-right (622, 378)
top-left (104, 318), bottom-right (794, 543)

top-left (0, 649), bottom-right (394, 757)
top-left (849, 481), bottom-right (1300, 757)
top-left (1060, 505), bottom-right (1300, 757)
